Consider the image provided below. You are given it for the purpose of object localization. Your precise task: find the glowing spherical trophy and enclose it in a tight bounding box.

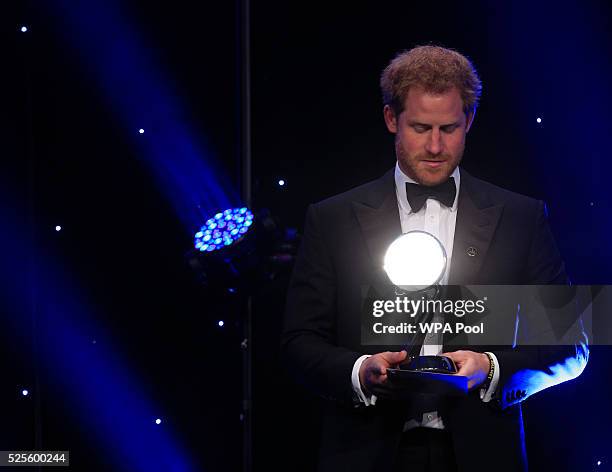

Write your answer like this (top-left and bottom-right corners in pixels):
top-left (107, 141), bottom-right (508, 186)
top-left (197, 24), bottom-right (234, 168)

top-left (384, 230), bottom-right (447, 294)
top-left (383, 230), bottom-right (457, 374)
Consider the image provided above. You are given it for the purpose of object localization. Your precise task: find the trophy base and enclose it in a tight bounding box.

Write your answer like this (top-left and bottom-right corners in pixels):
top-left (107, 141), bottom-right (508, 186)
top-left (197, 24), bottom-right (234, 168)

top-left (399, 355), bottom-right (457, 374)
top-left (386, 368), bottom-right (467, 396)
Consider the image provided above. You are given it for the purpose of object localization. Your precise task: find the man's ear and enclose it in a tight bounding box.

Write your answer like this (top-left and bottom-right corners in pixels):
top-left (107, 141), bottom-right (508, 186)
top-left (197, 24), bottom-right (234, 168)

top-left (466, 108), bottom-right (476, 133)
top-left (383, 105), bottom-right (398, 133)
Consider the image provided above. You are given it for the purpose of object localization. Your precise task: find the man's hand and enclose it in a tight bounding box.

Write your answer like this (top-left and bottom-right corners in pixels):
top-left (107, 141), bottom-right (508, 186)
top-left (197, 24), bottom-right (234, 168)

top-left (359, 350), bottom-right (407, 397)
top-left (442, 350), bottom-right (490, 390)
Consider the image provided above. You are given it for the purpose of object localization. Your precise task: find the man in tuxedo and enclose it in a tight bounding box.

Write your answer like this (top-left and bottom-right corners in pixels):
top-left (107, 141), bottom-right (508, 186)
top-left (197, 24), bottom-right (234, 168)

top-left (281, 45), bottom-right (588, 472)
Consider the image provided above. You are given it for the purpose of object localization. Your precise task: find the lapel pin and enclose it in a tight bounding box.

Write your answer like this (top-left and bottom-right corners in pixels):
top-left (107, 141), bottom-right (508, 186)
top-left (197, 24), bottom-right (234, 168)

top-left (466, 246), bottom-right (478, 257)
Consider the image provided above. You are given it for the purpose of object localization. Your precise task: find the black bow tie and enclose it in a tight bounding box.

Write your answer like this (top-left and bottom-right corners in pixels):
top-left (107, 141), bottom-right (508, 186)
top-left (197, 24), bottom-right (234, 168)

top-left (405, 177), bottom-right (456, 212)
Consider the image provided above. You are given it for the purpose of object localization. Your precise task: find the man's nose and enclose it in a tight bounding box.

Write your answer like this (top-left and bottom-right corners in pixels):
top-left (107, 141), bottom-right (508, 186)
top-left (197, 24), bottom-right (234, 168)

top-left (425, 129), bottom-right (443, 155)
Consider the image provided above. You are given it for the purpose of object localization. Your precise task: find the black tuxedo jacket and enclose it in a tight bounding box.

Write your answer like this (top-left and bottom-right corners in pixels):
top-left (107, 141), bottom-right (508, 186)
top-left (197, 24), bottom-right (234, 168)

top-left (281, 167), bottom-right (588, 472)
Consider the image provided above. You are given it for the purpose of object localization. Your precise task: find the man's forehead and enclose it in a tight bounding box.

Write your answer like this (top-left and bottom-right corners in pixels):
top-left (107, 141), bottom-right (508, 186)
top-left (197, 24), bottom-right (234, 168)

top-left (402, 86), bottom-right (465, 120)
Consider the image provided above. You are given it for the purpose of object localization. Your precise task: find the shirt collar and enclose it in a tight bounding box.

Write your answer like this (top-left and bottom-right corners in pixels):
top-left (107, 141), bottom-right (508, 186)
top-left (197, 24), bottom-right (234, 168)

top-left (394, 161), bottom-right (461, 214)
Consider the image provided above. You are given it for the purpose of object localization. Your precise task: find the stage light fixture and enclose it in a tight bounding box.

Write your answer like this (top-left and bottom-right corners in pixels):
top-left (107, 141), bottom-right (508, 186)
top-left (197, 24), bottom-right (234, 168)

top-left (20, 26), bottom-right (28, 33)
top-left (187, 206), bottom-right (297, 292)
top-left (188, 206), bottom-right (259, 290)
top-left (194, 207), bottom-right (254, 253)
top-left (536, 117), bottom-right (542, 123)
top-left (155, 418), bottom-right (162, 425)
top-left (55, 225), bottom-right (62, 232)
top-left (278, 179), bottom-right (285, 186)
top-left (218, 320), bottom-right (224, 327)
top-left (22, 389), bottom-right (29, 396)
top-left (139, 128), bottom-right (145, 134)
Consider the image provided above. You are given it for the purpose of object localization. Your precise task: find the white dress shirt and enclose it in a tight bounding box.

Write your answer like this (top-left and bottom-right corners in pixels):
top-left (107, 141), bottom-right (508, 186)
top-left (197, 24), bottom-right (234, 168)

top-left (351, 162), bottom-right (500, 429)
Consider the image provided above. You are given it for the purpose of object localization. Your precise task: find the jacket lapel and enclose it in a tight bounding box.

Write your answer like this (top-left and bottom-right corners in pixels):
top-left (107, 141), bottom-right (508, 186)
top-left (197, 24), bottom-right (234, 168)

top-left (351, 169), bottom-right (402, 290)
top-left (448, 169), bottom-right (504, 285)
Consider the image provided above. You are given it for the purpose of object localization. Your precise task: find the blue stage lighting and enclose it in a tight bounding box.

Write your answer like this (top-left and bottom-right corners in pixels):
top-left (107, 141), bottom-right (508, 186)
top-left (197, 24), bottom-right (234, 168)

top-left (536, 117), bottom-right (542, 123)
top-left (22, 389), bottom-right (29, 396)
top-left (187, 207), bottom-right (297, 293)
top-left (194, 207), bottom-right (254, 252)
top-left (155, 418), bottom-right (162, 425)
top-left (139, 128), bottom-right (145, 134)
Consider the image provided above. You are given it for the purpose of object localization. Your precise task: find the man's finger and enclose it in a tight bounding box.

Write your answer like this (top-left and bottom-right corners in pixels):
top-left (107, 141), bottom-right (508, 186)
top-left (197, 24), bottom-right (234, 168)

top-left (456, 360), bottom-right (476, 377)
top-left (442, 351), bottom-right (459, 359)
top-left (381, 350), bottom-right (408, 364)
top-left (443, 352), bottom-right (468, 367)
top-left (368, 359), bottom-right (387, 376)
top-left (373, 375), bottom-right (390, 385)
top-left (366, 372), bottom-right (388, 387)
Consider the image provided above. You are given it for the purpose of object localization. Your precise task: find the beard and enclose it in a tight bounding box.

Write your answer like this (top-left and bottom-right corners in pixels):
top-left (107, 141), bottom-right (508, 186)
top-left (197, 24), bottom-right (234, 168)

top-left (396, 140), bottom-right (463, 186)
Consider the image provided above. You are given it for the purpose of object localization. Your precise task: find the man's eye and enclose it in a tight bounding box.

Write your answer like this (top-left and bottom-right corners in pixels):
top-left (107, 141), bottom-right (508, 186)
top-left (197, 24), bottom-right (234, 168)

top-left (412, 125), bottom-right (428, 133)
top-left (442, 125), bottom-right (459, 133)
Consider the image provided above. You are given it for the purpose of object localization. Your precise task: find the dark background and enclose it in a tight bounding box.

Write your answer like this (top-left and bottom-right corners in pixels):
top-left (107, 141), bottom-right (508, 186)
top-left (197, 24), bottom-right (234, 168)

top-left (1, 0), bottom-right (611, 471)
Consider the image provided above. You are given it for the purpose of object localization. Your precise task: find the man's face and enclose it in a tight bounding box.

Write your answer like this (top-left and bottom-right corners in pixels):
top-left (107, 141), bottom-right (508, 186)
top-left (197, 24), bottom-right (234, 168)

top-left (383, 86), bottom-right (474, 186)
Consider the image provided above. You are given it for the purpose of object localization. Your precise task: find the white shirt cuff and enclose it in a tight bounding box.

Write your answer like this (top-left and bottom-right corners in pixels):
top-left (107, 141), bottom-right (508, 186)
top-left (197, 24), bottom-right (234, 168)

top-left (351, 355), bottom-right (377, 406)
top-left (480, 351), bottom-right (500, 402)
